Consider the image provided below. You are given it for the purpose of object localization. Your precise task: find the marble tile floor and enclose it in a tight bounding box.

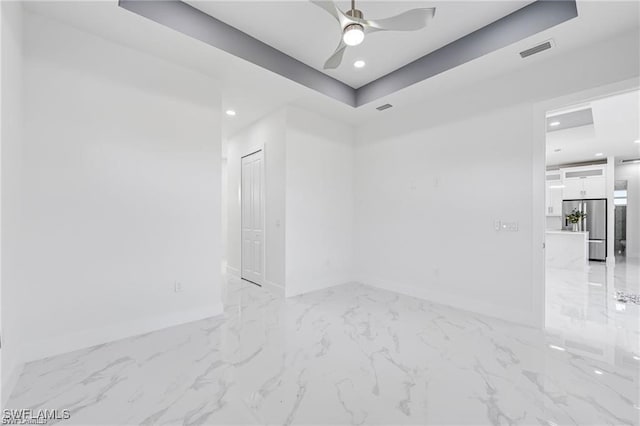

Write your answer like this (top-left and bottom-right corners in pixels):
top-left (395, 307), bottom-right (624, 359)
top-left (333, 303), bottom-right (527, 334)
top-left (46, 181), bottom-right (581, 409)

top-left (6, 274), bottom-right (640, 425)
top-left (545, 257), bottom-right (640, 362)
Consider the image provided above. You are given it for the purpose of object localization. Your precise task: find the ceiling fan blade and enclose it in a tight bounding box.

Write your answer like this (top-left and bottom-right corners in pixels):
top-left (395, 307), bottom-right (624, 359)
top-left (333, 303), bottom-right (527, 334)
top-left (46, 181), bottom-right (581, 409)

top-left (309, 0), bottom-right (341, 22)
top-left (323, 39), bottom-right (348, 70)
top-left (310, 1), bottom-right (353, 27)
top-left (364, 8), bottom-right (436, 33)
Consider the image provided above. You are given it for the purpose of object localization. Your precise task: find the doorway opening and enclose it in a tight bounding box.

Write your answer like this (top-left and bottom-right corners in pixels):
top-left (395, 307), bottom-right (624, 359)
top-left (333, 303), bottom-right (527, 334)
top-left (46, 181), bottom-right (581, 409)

top-left (614, 180), bottom-right (628, 258)
top-left (543, 88), bottom-right (639, 355)
top-left (241, 150), bottom-right (265, 287)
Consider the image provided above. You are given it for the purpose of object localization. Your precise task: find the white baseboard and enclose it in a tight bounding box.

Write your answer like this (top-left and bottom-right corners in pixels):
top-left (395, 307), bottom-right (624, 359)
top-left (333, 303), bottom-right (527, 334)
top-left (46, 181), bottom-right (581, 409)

top-left (263, 279), bottom-right (285, 296)
top-left (225, 266), bottom-right (282, 297)
top-left (20, 303), bottom-right (224, 364)
top-left (226, 265), bottom-right (240, 278)
top-left (1, 359), bottom-right (24, 408)
top-left (357, 276), bottom-right (538, 328)
top-left (285, 275), bottom-right (352, 298)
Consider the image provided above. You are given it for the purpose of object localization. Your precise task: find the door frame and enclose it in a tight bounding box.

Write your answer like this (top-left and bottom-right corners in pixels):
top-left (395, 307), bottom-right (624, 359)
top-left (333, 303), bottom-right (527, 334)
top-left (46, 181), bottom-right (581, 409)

top-left (532, 78), bottom-right (639, 329)
top-left (240, 148), bottom-right (266, 287)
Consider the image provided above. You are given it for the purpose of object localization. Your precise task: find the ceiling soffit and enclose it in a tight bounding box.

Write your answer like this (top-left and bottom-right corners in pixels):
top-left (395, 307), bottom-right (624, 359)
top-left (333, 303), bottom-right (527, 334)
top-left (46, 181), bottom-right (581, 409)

top-left (118, 0), bottom-right (578, 108)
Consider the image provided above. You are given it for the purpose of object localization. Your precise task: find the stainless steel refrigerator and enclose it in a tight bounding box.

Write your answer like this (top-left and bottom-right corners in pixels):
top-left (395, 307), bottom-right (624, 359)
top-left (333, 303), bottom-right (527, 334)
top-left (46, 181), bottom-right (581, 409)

top-left (562, 199), bottom-right (607, 261)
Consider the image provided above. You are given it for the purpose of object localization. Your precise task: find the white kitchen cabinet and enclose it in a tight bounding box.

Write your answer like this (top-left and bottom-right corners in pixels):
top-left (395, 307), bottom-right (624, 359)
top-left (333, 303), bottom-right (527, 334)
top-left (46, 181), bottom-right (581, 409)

top-left (562, 177), bottom-right (606, 199)
top-left (582, 176), bottom-right (606, 198)
top-left (545, 179), bottom-right (563, 216)
top-left (562, 164), bottom-right (605, 179)
top-left (560, 165), bottom-right (606, 200)
top-left (562, 179), bottom-right (582, 200)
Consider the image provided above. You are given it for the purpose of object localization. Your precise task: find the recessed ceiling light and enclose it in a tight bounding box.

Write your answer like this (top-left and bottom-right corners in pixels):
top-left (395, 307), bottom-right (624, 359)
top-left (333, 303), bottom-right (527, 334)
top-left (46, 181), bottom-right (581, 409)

top-left (548, 344), bottom-right (566, 351)
top-left (633, 355), bottom-right (640, 361)
top-left (635, 139), bottom-right (640, 144)
top-left (594, 369), bottom-right (603, 375)
top-left (595, 152), bottom-right (604, 157)
top-left (549, 121), bottom-right (560, 127)
top-left (354, 60), bottom-right (366, 68)
top-left (225, 109), bottom-right (236, 117)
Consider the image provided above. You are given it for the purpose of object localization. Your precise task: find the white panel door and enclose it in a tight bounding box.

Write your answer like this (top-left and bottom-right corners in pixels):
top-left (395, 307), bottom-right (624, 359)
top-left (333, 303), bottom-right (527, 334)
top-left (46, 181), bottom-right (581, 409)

top-left (241, 150), bottom-right (264, 285)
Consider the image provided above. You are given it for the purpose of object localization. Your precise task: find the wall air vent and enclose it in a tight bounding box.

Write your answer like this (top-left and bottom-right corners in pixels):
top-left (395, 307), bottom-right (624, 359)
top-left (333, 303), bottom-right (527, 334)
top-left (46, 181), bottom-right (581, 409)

top-left (621, 158), bottom-right (640, 164)
top-left (376, 103), bottom-right (393, 111)
top-left (520, 40), bottom-right (554, 58)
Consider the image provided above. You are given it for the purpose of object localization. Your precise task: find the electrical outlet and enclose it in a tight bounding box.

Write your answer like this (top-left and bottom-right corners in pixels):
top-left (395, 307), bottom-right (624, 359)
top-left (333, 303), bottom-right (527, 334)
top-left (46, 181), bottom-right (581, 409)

top-left (174, 281), bottom-right (183, 293)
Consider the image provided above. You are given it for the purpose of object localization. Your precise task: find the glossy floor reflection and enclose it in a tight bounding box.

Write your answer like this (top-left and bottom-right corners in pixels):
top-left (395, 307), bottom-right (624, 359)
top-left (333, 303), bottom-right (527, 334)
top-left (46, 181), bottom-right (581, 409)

top-left (545, 257), bottom-right (640, 366)
top-left (7, 273), bottom-right (640, 425)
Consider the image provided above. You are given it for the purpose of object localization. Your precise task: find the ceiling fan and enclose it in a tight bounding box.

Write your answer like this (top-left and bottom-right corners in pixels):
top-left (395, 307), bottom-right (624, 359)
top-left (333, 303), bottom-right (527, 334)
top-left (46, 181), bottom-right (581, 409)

top-left (310, 0), bottom-right (436, 70)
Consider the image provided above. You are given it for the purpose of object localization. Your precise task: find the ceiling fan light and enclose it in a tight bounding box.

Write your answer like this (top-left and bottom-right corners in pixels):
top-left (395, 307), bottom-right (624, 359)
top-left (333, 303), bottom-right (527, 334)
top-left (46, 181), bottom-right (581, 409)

top-left (343, 24), bottom-right (365, 46)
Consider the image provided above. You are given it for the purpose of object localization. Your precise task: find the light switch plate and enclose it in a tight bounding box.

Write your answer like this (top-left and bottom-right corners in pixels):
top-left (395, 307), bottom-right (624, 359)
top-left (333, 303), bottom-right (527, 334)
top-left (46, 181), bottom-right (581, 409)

top-left (501, 222), bottom-right (519, 232)
top-left (495, 220), bottom-right (518, 231)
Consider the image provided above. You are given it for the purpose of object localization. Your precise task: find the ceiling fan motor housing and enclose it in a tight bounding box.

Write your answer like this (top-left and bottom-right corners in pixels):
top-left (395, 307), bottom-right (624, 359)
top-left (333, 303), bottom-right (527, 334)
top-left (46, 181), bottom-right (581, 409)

top-left (346, 9), bottom-right (363, 20)
top-left (315, 0), bottom-right (437, 69)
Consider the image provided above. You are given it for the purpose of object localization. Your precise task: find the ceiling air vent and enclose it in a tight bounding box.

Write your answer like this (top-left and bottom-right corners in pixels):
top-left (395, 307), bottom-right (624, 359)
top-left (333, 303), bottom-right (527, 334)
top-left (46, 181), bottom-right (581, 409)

top-left (520, 40), bottom-right (554, 58)
top-left (376, 103), bottom-right (393, 111)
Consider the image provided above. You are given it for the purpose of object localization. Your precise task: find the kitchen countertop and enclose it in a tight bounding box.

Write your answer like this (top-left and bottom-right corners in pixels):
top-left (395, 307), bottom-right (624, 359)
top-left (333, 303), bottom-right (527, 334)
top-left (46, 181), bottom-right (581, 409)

top-left (545, 230), bottom-right (589, 236)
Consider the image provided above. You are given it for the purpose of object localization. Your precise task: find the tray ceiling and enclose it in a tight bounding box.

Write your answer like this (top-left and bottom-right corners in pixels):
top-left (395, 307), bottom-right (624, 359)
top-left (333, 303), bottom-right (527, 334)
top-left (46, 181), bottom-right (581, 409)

top-left (185, 1), bottom-right (534, 89)
top-left (119, 0), bottom-right (579, 107)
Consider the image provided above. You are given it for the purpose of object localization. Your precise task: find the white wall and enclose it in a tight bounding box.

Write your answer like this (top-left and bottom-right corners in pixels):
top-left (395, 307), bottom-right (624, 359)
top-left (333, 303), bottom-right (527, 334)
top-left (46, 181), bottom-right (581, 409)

top-left (226, 106), bottom-right (355, 296)
top-left (1, 1), bottom-right (25, 406)
top-left (354, 30), bottom-right (639, 326)
top-left (356, 105), bottom-right (535, 323)
top-left (284, 107), bottom-right (354, 297)
top-left (10, 11), bottom-right (223, 364)
top-left (546, 216), bottom-right (563, 231)
top-left (221, 155), bottom-right (228, 273)
top-left (616, 162), bottom-right (640, 259)
top-left (226, 109), bottom-right (287, 288)
top-left (606, 157), bottom-right (616, 264)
